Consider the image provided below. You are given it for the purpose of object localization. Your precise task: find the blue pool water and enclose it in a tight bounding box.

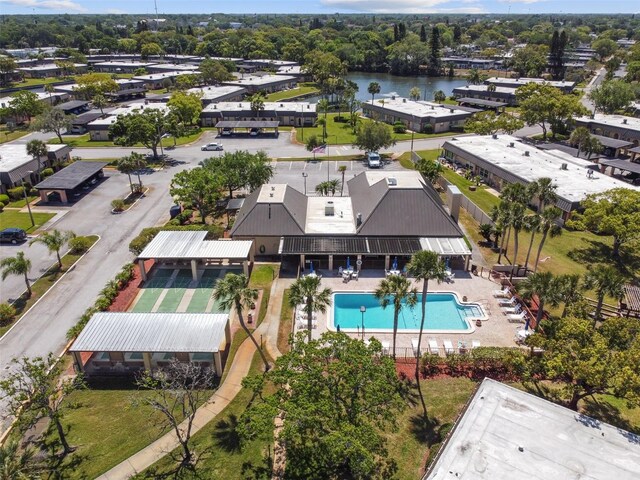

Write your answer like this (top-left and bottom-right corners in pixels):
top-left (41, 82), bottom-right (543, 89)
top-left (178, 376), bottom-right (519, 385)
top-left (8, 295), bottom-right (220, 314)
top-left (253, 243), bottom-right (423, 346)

top-left (332, 292), bottom-right (483, 331)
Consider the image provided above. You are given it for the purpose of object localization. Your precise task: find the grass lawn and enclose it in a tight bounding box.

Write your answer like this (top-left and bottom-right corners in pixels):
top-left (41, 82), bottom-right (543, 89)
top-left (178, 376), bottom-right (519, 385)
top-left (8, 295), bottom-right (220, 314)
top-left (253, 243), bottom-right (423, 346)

top-left (249, 263), bottom-right (279, 327)
top-left (4, 195), bottom-right (38, 208)
top-left (0, 235), bottom-right (98, 337)
top-left (296, 113), bottom-right (453, 145)
top-left (2, 77), bottom-right (70, 91)
top-left (277, 289), bottom-right (294, 354)
top-left (50, 129), bottom-right (205, 148)
top-left (397, 148), bottom-right (439, 169)
top-left (441, 168), bottom-right (502, 214)
top-left (0, 210), bottom-right (54, 233)
top-left (0, 127), bottom-right (29, 144)
top-left (265, 83), bottom-right (319, 102)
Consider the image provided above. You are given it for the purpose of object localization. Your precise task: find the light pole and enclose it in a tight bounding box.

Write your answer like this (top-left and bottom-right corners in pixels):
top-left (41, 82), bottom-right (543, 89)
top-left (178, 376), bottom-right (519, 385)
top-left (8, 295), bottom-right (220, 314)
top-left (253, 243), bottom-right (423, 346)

top-left (327, 135), bottom-right (337, 181)
top-left (302, 172), bottom-right (308, 195)
top-left (360, 305), bottom-right (366, 340)
top-left (300, 103), bottom-right (304, 141)
top-left (410, 114), bottom-right (415, 154)
top-left (22, 172), bottom-right (35, 228)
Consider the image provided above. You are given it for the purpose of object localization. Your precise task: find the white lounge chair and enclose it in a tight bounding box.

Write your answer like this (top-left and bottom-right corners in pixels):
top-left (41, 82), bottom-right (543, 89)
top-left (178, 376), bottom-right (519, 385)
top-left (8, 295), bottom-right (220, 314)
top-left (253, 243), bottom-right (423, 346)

top-left (351, 270), bottom-right (359, 280)
top-left (411, 338), bottom-right (420, 357)
top-left (498, 296), bottom-right (518, 306)
top-left (443, 339), bottom-right (455, 355)
top-left (502, 304), bottom-right (522, 315)
top-left (507, 311), bottom-right (528, 323)
top-left (428, 338), bottom-right (439, 355)
top-left (492, 287), bottom-right (511, 298)
top-left (381, 341), bottom-right (390, 355)
top-left (471, 340), bottom-right (481, 349)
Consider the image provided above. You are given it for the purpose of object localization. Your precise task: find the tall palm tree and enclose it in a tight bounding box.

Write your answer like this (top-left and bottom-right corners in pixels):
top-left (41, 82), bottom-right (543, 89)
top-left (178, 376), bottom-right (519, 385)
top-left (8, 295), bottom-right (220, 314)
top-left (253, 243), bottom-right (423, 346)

top-left (117, 155), bottom-right (136, 194)
top-left (533, 206), bottom-right (562, 272)
top-left (374, 275), bottom-right (418, 358)
top-left (288, 275), bottom-right (332, 342)
top-left (26, 139), bottom-right (47, 183)
top-left (0, 440), bottom-right (43, 479)
top-left (338, 165), bottom-right (347, 196)
top-left (496, 182), bottom-right (528, 264)
top-left (409, 86), bottom-right (421, 101)
top-left (527, 177), bottom-right (557, 212)
top-left (583, 265), bottom-right (625, 323)
top-left (557, 274), bottom-right (583, 318)
top-left (29, 229), bottom-right (75, 269)
top-left (213, 273), bottom-right (270, 371)
top-left (367, 81), bottom-right (381, 104)
top-left (518, 272), bottom-right (561, 331)
top-left (128, 152), bottom-right (147, 189)
top-left (44, 83), bottom-right (56, 103)
top-left (509, 202), bottom-right (526, 278)
top-left (569, 126), bottom-right (591, 158)
top-left (1, 251), bottom-right (32, 297)
top-left (317, 98), bottom-right (329, 140)
top-left (523, 213), bottom-right (541, 271)
top-left (249, 92), bottom-right (265, 118)
top-left (406, 251), bottom-right (445, 419)
top-left (466, 68), bottom-right (483, 85)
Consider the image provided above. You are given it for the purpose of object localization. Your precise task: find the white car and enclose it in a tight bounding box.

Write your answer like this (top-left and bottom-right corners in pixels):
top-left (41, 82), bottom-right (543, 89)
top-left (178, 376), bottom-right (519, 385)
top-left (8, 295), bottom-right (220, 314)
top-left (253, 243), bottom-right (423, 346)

top-left (367, 152), bottom-right (382, 168)
top-left (201, 143), bottom-right (223, 151)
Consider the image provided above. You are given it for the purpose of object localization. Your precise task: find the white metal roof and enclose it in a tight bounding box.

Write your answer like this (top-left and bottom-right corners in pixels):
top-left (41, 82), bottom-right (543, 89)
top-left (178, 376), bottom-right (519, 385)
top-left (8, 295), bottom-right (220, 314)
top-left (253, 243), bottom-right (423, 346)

top-left (426, 378), bottom-right (640, 480)
top-left (138, 231), bottom-right (253, 260)
top-left (223, 74), bottom-right (296, 86)
top-left (363, 97), bottom-right (472, 120)
top-left (420, 237), bottom-right (471, 256)
top-left (70, 312), bottom-right (229, 353)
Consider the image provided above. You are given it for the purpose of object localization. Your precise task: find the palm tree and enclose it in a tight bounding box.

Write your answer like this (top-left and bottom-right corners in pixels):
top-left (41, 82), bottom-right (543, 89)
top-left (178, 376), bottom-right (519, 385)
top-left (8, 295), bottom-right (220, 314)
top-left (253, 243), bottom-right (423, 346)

top-left (527, 177), bottom-right (557, 212)
top-left (327, 179), bottom-right (340, 196)
top-left (1, 252), bottom-right (32, 297)
top-left (509, 202), bottom-right (526, 278)
top-left (433, 90), bottom-right (446, 103)
top-left (409, 86), bottom-right (421, 101)
top-left (367, 81), bottom-right (381, 104)
top-left (288, 275), bottom-right (332, 342)
top-left (533, 206), bottom-right (562, 272)
top-left (128, 152), bottom-right (147, 189)
top-left (518, 272), bottom-right (561, 331)
top-left (583, 265), bottom-right (625, 323)
top-left (557, 274), bottom-right (583, 318)
top-left (92, 93), bottom-right (108, 116)
top-left (26, 139), bottom-right (47, 183)
top-left (406, 251), bottom-right (445, 418)
top-left (338, 165), bottom-right (347, 196)
top-left (315, 181), bottom-right (328, 196)
top-left (117, 156), bottom-right (136, 194)
top-left (569, 126), bottom-right (591, 158)
top-left (29, 229), bottom-right (75, 269)
top-left (487, 83), bottom-right (497, 92)
top-left (317, 98), bottom-right (329, 140)
top-left (466, 68), bottom-right (483, 85)
top-left (496, 182), bottom-right (528, 264)
top-left (249, 92), bottom-right (265, 118)
top-left (585, 136), bottom-right (603, 159)
top-left (522, 213), bottom-right (541, 272)
top-left (0, 440), bottom-right (43, 479)
top-left (213, 273), bottom-right (270, 371)
top-left (374, 275), bottom-right (418, 358)
top-left (44, 83), bottom-right (55, 103)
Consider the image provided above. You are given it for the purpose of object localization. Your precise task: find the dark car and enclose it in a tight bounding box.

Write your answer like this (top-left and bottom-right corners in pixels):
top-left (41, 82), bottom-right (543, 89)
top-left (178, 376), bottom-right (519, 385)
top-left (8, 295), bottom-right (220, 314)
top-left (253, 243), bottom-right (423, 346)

top-left (0, 228), bottom-right (27, 244)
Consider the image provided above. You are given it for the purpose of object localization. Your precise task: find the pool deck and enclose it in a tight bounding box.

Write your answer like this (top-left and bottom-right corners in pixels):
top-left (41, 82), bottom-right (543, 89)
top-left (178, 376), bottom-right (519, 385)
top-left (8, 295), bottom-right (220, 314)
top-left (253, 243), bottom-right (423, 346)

top-left (295, 269), bottom-right (524, 357)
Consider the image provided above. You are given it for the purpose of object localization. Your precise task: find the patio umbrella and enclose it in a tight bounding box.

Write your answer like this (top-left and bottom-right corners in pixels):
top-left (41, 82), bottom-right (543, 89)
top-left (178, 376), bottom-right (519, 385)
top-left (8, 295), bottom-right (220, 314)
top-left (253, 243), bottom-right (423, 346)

top-left (309, 261), bottom-right (314, 274)
top-left (392, 257), bottom-right (398, 270)
top-left (346, 257), bottom-right (351, 270)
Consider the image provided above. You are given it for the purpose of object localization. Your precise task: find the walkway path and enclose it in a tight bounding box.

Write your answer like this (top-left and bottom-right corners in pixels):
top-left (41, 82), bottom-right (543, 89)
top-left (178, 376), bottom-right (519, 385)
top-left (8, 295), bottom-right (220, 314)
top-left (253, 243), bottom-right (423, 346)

top-left (98, 278), bottom-right (287, 480)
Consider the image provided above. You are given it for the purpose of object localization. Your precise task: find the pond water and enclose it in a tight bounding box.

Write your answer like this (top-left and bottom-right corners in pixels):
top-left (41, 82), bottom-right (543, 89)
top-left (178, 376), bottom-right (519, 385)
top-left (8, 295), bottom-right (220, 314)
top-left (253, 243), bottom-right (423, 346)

top-left (306, 71), bottom-right (467, 104)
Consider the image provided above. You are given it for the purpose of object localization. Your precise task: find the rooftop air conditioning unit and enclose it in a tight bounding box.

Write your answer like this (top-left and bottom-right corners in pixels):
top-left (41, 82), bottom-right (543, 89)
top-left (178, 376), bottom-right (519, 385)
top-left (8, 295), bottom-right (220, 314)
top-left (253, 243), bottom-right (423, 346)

top-left (492, 134), bottom-right (498, 139)
top-left (356, 213), bottom-right (363, 226)
top-left (403, 98), bottom-right (406, 103)
top-left (561, 163), bottom-right (568, 170)
top-left (509, 142), bottom-right (515, 147)
top-left (325, 201), bottom-right (335, 216)
top-left (387, 177), bottom-right (397, 186)
top-left (450, 109), bottom-right (454, 113)
top-left (391, 95), bottom-right (395, 100)
top-left (524, 150), bottom-right (530, 156)
top-left (623, 118), bottom-right (628, 124)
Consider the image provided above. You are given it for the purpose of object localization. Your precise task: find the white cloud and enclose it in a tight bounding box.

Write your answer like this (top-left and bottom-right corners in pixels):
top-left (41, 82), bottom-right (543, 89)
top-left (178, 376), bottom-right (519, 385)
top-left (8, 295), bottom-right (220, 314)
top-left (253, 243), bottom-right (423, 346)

top-left (0, 0), bottom-right (87, 11)
top-left (105, 8), bottom-right (126, 14)
top-left (320, 0), bottom-right (484, 13)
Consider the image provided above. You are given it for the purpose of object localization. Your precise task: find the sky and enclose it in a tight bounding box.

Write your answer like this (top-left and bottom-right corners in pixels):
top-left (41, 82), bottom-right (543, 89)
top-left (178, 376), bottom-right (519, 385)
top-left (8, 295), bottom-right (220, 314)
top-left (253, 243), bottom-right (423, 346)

top-left (0, 0), bottom-right (638, 15)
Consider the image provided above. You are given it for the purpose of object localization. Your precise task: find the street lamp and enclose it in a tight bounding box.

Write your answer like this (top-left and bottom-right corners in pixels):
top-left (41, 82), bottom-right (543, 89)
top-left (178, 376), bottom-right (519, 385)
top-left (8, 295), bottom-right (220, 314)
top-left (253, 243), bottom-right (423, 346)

top-left (302, 172), bottom-right (308, 195)
top-left (22, 171), bottom-right (35, 228)
top-left (360, 305), bottom-right (366, 339)
top-left (410, 114), bottom-right (415, 154)
top-left (327, 135), bottom-right (337, 181)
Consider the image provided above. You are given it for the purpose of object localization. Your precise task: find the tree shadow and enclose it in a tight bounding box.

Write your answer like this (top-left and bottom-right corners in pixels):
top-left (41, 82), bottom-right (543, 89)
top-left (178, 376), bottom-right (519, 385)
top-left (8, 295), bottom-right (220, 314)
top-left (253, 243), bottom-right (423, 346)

top-left (213, 414), bottom-right (242, 453)
top-left (582, 397), bottom-right (640, 435)
top-left (241, 453), bottom-right (273, 480)
top-left (409, 414), bottom-right (452, 447)
top-left (568, 238), bottom-right (640, 278)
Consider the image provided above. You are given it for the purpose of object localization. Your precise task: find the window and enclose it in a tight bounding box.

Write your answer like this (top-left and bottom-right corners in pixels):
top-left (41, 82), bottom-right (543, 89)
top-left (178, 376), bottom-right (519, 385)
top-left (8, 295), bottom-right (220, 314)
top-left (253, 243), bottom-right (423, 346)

top-left (191, 352), bottom-right (213, 362)
top-left (125, 352), bottom-right (143, 361)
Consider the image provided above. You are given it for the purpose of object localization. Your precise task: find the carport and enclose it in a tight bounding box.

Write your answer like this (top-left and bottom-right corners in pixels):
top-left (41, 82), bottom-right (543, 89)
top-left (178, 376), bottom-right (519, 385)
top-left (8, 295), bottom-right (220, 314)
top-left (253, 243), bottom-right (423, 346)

top-left (34, 161), bottom-right (108, 203)
top-left (598, 157), bottom-right (640, 178)
top-left (215, 120), bottom-right (280, 136)
top-left (456, 97), bottom-right (507, 112)
top-left (137, 231), bottom-right (254, 281)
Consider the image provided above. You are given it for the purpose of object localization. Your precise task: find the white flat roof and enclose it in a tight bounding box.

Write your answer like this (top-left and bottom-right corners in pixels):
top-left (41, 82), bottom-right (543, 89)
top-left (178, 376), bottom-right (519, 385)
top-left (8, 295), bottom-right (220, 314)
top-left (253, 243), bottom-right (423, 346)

top-left (148, 63), bottom-right (199, 71)
top-left (420, 237), bottom-right (471, 255)
top-left (276, 65), bottom-right (302, 75)
top-left (485, 77), bottom-right (576, 89)
top-left (133, 71), bottom-right (198, 81)
top-left (202, 101), bottom-right (315, 113)
top-left (69, 312), bottom-right (229, 353)
top-left (427, 379), bottom-right (640, 480)
top-left (0, 143), bottom-right (62, 173)
top-left (577, 114), bottom-right (640, 133)
top-left (364, 97), bottom-right (472, 119)
top-left (444, 135), bottom-right (638, 203)
top-left (88, 104), bottom-right (169, 127)
top-left (17, 63), bottom-right (85, 71)
top-left (187, 85), bottom-right (246, 100)
top-left (94, 61), bottom-right (153, 68)
top-left (365, 170), bottom-right (425, 189)
top-left (224, 74), bottom-right (296, 86)
top-left (138, 231), bottom-right (252, 260)
top-left (453, 84), bottom-right (517, 95)
top-left (305, 197), bottom-right (355, 234)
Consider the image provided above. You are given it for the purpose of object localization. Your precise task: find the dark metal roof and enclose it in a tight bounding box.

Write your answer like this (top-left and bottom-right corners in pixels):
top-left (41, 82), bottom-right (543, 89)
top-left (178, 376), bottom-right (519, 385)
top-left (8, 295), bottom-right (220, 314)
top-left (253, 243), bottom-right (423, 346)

top-left (598, 158), bottom-right (640, 174)
top-left (590, 134), bottom-right (634, 149)
top-left (226, 198), bottom-right (245, 211)
top-left (537, 143), bottom-right (604, 161)
top-left (215, 120), bottom-right (280, 128)
top-left (56, 100), bottom-right (89, 111)
top-left (35, 161), bottom-right (108, 190)
top-left (71, 112), bottom-right (102, 125)
top-left (456, 97), bottom-right (508, 108)
top-left (280, 236), bottom-right (422, 255)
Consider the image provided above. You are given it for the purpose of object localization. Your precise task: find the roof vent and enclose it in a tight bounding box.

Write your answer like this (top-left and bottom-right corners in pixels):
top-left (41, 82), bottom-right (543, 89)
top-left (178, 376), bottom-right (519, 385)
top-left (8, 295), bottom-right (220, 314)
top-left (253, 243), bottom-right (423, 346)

top-left (271, 186), bottom-right (275, 191)
top-left (325, 201), bottom-right (335, 216)
top-left (431, 106), bottom-right (435, 110)
top-left (387, 177), bottom-right (397, 186)
top-left (280, 103), bottom-right (283, 107)
top-left (492, 134), bottom-right (498, 139)
top-left (402, 98), bottom-right (406, 103)
top-left (391, 95), bottom-right (395, 100)
top-left (524, 150), bottom-right (530, 156)
top-left (623, 118), bottom-right (628, 124)
top-left (561, 163), bottom-right (568, 170)
top-left (269, 193), bottom-right (273, 197)
top-left (450, 108), bottom-right (454, 113)
top-left (307, 104), bottom-right (310, 109)
top-left (509, 142), bottom-right (514, 147)
top-left (356, 212), bottom-right (363, 226)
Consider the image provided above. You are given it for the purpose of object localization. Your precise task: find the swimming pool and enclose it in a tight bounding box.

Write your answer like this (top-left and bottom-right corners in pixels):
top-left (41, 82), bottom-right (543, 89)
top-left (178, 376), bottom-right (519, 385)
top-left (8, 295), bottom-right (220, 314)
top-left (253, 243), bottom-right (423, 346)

top-left (330, 292), bottom-right (484, 333)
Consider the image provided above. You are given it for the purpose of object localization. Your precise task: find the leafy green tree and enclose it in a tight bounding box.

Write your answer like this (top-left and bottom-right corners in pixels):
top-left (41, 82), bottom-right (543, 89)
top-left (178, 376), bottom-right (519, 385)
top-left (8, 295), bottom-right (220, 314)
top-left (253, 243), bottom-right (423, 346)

top-left (569, 126), bottom-right (592, 157)
top-left (167, 91), bottom-right (202, 126)
top-left (122, 152), bottom-right (146, 189)
top-left (170, 167), bottom-right (221, 222)
top-left (140, 42), bottom-right (163, 58)
top-left (0, 440), bottom-right (44, 479)
top-left (29, 229), bottom-right (75, 269)
top-left (0, 56), bottom-right (17, 86)
top-left (583, 264), bottom-right (625, 322)
top-left (288, 275), bottom-right (332, 342)
top-left (202, 150), bottom-right (273, 199)
top-left (0, 354), bottom-right (84, 456)
top-left (367, 81), bottom-right (381, 103)
top-left (239, 332), bottom-right (405, 479)
top-left (26, 139), bottom-right (48, 182)
top-left (406, 250), bottom-right (445, 418)
top-left (109, 109), bottom-right (169, 159)
top-left (353, 122), bottom-right (396, 154)
top-left (427, 26), bottom-right (442, 76)
top-left (465, 111), bottom-right (524, 135)
top-left (592, 38), bottom-right (617, 60)
top-left (416, 157), bottom-right (443, 185)
top-left (517, 271), bottom-right (562, 331)
top-left (31, 107), bottom-right (73, 143)
top-left (199, 58), bottom-right (234, 85)
top-left (557, 274), bottom-right (583, 318)
top-left (409, 86), bottom-right (421, 101)
top-left (466, 67), bottom-right (484, 85)
top-left (8, 90), bottom-right (43, 124)
top-left (511, 44), bottom-right (549, 77)
top-left (533, 206), bottom-right (562, 272)
top-left (213, 273), bottom-right (270, 371)
top-left (75, 73), bottom-right (118, 100)
top-left (568, 188), bottom-right (640, 259)
top-left (0, 251), bottom-right (32, 297)
top-left (589, 80), bottom-right (636, 114)
top-left (174, 74), bottom-right (196, 91)
top-left (92, 93), bottom-right (108, 115)
top-left (117, 155), bottom-right (136, 194)
top-left (303, 50), bottom-right (346, 94)
top-left (374, 274), bottom-right (418, 358)
top-left (433, 90), bottom-right (446, 103)
top-left (305, 134), bottom-right (322, 160)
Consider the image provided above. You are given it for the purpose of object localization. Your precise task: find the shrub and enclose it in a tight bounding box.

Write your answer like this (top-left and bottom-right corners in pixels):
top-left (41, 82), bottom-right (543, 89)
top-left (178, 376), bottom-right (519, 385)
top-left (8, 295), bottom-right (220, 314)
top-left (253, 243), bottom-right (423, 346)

top-left (0, 194), bottom-right (9, 204)
top-left (421, 124), bottom-right (434, 134)
top-left (420, 353), bottom-right (441, 377)
top-left (41, 168), bottom-right (54, 178)
top-left (68, 236), bottom-right (93, 254)
top-left (7, 186), bottom-right (25, 200)
top-left (111, 198), bottom-right (125, 212)
top-left (333, 115), bottom-right (347, 123)
top-left (94, 295), bottom-right (112, 311)
top-left (115, 263), bottom-right (135, 288)
top-left (0, 203), bottom-right (4, 212)
top-left (175, 208), bottom-right (193, 225)
top-left (129, 227), bottom-right (161, 255)
top-left (0, 303), bottom-right (17, 325)
top-left (67, 307), bottom-right (96, 340)
top-left (393, 121), bottom-right (406, 133)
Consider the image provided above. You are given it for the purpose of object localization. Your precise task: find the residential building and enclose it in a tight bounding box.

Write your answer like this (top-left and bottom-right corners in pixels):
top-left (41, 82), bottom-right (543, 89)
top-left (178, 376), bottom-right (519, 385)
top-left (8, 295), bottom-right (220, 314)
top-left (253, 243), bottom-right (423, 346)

top-left (17, 63), bottom-right (87, 78)
top-left (200, 101), bottom-right (316, 127)
top-left (54, 78), bottom-right (146, 101)
top-left (221, 74), bottom-right (298, 94)
top-left (442, 134), bottom-right (639, 220)
top-left (93, 61), bottom-right (154, 74)
top-left (442, 57), bottom-right (496, 69)
top-left (146, 63), bottom-right (199, 74)
top-left (484, 77), bottom-right (576, 93)
top-left (86, 103), bottom-right (169, 141)
top-left (231, 170), bottom-right (471, 271)
top-left (0, 143), bottom-right (71, 193)
top-left (187, 85), bottom-right (247, 105)
top-left (452, 84), bottom-right (517, 106)
top-left (361, 97), bottom-right (475, 133)
top-left (574, 114), bottom-right (640, 151)
top-left (132, 71), bottom-right (199, 90)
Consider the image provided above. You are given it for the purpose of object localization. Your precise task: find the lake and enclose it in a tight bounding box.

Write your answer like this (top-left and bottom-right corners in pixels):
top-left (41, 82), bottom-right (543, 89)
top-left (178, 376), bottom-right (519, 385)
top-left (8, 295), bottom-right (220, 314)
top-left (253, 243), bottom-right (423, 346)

top-left (306, 72), bottom-right (467, 103)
